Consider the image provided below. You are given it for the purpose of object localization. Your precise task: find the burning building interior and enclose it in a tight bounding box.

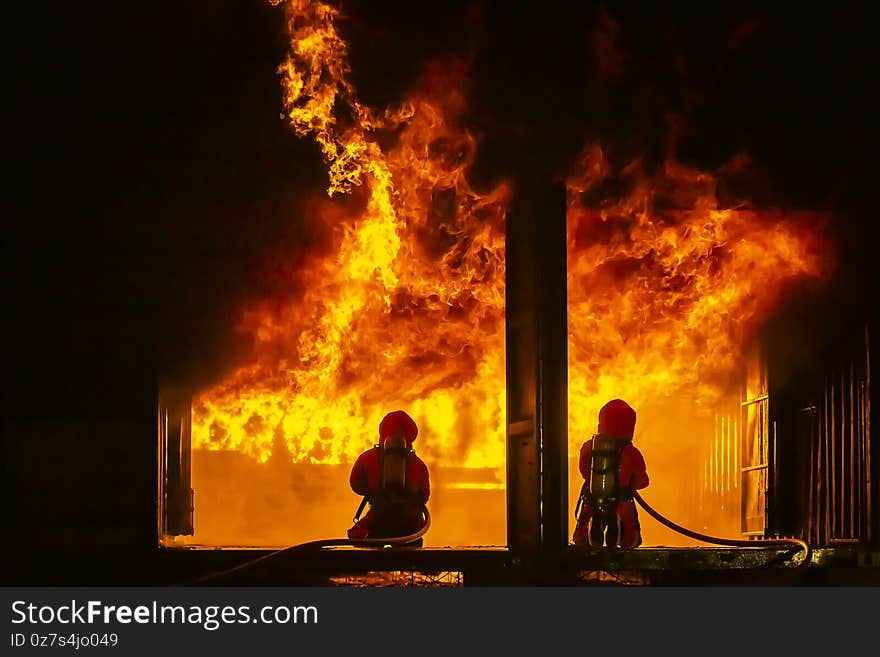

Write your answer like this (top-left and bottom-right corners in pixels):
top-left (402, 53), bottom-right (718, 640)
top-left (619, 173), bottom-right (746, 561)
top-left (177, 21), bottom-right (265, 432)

top-left (6, 0), bottom-right (879, 586)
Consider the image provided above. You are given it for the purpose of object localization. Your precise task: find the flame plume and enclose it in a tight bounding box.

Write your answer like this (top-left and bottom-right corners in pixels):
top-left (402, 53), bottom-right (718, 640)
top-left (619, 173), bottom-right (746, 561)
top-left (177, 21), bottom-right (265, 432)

top-left (193, 0), bottom-right (508, 475)
top-left (186, 1), bottom-right (825, 546)
top-left (566, 144), bottom-right (824, 433)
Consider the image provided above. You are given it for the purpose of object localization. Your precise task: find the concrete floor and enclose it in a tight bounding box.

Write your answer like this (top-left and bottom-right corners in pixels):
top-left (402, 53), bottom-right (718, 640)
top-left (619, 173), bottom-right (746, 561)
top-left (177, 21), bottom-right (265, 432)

top-left (7, 544), bottom-right (879, 586)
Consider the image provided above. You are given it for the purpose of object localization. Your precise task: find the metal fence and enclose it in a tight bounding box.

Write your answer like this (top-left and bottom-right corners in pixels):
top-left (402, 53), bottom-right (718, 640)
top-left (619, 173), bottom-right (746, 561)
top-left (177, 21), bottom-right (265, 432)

top-left (805, 327), bottom-right (872, 545)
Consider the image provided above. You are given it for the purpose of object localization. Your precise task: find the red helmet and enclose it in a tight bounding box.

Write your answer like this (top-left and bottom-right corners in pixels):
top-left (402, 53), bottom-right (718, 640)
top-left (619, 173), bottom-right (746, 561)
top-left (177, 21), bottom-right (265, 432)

top-left (379, 410), bottom-right (419, 447)
top-left (598, 399), bottom-right (636, 440)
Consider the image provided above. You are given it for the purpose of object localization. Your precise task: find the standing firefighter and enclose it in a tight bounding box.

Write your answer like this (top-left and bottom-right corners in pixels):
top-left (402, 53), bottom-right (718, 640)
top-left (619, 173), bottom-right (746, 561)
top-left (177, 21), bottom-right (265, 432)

top-left (573, 399), bottom-right (649, 548)
top-left (348, 410), bottom-right (430, 545)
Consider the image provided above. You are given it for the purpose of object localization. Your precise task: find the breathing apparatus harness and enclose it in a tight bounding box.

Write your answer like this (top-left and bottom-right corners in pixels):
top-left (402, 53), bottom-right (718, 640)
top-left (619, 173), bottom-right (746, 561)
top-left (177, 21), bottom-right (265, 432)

top-left (574, 433), bottom-right (639, 548)
top-left (352, 434), bottom-right (418, 527)
top-left (575, 433), bottom-right (633, 520)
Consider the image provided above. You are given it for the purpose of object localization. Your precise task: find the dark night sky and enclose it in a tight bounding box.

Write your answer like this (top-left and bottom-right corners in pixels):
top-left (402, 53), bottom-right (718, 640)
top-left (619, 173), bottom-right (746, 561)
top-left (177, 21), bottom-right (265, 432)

top-left (5, 1), bottom-right (878, 557)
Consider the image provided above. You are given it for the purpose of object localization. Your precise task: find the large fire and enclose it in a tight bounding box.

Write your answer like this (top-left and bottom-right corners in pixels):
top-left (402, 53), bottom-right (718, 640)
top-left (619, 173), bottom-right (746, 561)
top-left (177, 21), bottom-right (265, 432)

top-left (566, 144), bottom-right (822, 434)
top-left (183, 0), bottom-right (824, 547)
top-left (193, 0), bottom-right (508, 473)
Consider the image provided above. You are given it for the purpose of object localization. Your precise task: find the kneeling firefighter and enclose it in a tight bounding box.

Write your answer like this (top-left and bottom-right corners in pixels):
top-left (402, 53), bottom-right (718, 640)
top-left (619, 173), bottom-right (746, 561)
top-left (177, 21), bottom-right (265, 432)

top-left (348, 410), bottom-right (430, 545)
top-left (573, 399), bottom-right (649, 548)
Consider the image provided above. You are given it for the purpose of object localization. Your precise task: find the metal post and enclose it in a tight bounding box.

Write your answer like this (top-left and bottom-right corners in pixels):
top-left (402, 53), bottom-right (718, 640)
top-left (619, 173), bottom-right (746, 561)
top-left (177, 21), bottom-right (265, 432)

top-left (505, 180), bottom-right (568, 555)
top-left (866, 323), bottom-right (875, 545)
top-left (536, 183), bottom-right (569, 552)
top-left (505, 180), bottom-right (539, 554)
top-left (159, 387), bottom-right (194, 538)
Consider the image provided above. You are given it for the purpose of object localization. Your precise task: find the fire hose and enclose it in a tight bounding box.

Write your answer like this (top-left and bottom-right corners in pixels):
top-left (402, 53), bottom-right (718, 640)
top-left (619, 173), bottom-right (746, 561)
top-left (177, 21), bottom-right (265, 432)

top-left (632, 490), bottom-right (812, 571)
top-left (184, 488), bottom-right (811, 584)
top-left (181, 506), bottom-right (431, 586)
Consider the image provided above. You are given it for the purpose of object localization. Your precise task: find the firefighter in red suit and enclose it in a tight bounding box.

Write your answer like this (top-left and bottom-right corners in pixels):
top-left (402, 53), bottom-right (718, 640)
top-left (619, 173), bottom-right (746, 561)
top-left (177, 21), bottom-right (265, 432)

top-left (572, 399), bottom-right (649, 548)
top-left (348, 410), bottom-right (430, 544)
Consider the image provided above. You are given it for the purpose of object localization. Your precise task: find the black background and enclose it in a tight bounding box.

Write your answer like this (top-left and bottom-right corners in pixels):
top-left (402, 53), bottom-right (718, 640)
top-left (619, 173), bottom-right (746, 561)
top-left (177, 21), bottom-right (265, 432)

top-left (6, 1), bottom-right (878, 575)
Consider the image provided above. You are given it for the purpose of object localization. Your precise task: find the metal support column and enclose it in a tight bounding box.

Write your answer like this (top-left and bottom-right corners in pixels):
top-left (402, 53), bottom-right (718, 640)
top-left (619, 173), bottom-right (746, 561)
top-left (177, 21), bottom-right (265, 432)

top-left (505, 180), bottom-right (568, 554)
top-left (159, 387), bottom-right (194, 539)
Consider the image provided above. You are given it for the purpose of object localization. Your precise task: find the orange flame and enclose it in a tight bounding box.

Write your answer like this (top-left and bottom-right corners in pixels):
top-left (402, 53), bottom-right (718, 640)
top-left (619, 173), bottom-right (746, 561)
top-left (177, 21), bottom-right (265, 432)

top-left (193, 0), bottom-right (508, 474)
top-left (186, 0), bottom-right (826, 545)
top-left (566, 144), bottom-right (824, 436)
